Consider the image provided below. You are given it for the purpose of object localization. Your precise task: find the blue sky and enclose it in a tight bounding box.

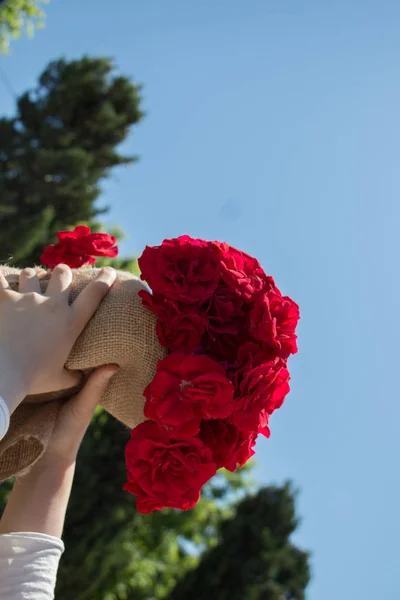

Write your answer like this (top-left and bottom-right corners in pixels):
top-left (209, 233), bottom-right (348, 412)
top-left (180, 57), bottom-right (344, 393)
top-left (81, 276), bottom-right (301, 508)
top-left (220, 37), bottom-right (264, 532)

top-left (1, 1), bottom-right (400, 598)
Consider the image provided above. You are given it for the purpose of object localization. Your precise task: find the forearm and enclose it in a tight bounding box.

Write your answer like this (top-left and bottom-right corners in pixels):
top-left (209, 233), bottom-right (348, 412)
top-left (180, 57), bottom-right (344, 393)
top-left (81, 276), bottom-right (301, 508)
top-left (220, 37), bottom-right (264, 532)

top-left (0, 461), bottom-right (75, 538)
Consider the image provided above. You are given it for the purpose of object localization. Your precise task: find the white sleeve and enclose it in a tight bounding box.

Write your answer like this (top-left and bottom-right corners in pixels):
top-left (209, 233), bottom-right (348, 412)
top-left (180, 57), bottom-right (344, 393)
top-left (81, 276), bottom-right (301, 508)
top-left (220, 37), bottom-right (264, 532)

top-left (0, 532), bottom-right (64, 599)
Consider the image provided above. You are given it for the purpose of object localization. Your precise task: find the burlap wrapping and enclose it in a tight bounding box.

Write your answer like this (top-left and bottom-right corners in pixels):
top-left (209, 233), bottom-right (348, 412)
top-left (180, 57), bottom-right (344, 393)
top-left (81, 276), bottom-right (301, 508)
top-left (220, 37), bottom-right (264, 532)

top-left (0, 266), bottom-right (166, 482)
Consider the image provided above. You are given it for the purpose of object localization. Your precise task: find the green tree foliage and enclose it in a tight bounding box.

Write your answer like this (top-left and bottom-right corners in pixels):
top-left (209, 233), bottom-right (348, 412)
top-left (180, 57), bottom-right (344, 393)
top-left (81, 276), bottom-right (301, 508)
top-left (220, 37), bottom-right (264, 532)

top-left (0, 55), bottom-right (143, 266)
top-left (0, 0), bottom-right (48, 53)
top-left (170, 484), bottom-right (310, 600)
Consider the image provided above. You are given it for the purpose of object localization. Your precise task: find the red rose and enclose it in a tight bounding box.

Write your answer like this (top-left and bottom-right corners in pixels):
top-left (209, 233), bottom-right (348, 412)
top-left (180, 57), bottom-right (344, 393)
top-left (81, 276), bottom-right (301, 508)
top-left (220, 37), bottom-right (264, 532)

top-left (124, 420), bottom-right (216, 513)
top-left (144, 353), bottom-right (235, 437)
top-left (250, 291), bottom-right (300, 358)
top-left (201, 282), bottom-right (248, 361)
top-left (233, 342), bottom-right (277, 376)
top-left (139, 290), bottom-right (207, 352)
top-left (40, 225), bottom-right (118, 269)
top-left (139, 236), bottom-right (221, 303)
top-left (141, 283), bottom-right (248, 361)
top-left (269, 292), bottom-right (300, 356)
top-left (211, 241), bottom-right (276, 300)
top-left (232, 357), bottom-right (290, 432)
top-left (199, 420), bottom-right (257, 472)
top-left (205, 283), bottom-right (244, 334)
top-left (156, 311), bottom-right (207, 353)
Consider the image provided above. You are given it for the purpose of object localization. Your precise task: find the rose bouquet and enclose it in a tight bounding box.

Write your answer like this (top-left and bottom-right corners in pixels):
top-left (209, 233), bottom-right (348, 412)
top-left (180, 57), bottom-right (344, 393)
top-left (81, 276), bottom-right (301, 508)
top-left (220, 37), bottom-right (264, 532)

top-left (0, 227), bottom-right (299, 514)
top-left (123, 236), bottom-right (299, 513)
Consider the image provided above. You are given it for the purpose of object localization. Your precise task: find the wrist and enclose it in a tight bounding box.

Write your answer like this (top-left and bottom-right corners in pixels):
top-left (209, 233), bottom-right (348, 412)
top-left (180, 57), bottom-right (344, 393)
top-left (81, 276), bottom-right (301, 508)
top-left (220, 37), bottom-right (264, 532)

top-left (0, 354), bottom-right (28, 413)
top-left (17, 456), bottom-right (76, 485)
top-left (0, 384), bottom-right (26, 415)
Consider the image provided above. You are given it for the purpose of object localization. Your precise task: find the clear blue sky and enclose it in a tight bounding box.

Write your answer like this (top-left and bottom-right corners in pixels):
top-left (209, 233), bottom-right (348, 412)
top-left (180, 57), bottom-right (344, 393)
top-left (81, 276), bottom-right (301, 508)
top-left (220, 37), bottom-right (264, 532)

top-left (1, 1), bottom-right (399, 598)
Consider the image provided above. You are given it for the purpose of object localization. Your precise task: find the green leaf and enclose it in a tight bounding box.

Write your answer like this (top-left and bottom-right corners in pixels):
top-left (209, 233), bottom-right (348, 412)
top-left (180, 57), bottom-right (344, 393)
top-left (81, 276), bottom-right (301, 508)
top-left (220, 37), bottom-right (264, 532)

top-left (0, 0), bottom-right (49, 53)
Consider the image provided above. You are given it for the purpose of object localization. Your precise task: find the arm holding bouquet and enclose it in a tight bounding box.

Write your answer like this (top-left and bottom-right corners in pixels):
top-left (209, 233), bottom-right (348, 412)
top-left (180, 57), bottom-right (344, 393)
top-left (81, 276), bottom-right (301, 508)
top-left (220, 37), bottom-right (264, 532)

top-left (0, 365), bottom-right (118, 600)
top-left (0, 262), bottom-right (118, 599)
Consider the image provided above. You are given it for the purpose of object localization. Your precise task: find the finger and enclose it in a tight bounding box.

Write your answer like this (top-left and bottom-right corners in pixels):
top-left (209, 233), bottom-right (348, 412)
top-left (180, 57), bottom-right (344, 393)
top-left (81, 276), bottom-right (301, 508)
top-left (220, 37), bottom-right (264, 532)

top-left (45, 264), bottom-right (73, 297)
top-left (67, 365), bottom-right (119, 429)
top-left (0, 274), bottom-right (10, 291)
top-left (71, 268), bottom-right (116, 335)
top-left (19, 268), bottom-right (41, 294)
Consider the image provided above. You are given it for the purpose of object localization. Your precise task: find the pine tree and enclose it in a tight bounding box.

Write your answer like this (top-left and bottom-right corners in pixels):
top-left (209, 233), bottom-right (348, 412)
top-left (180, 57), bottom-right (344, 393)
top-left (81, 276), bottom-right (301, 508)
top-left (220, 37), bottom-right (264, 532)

top-left (0, 55), bottom-right (143, 265)
top-left (169, 484), bottom-right (310, 600)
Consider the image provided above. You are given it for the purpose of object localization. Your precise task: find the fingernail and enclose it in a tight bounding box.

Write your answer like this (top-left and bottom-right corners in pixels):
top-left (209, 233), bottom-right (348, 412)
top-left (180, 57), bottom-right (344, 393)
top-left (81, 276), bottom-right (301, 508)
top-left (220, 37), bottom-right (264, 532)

top-left (101, 267), bottom-right (116, 278)
top-left (103, 364), bottom-right (119, 377)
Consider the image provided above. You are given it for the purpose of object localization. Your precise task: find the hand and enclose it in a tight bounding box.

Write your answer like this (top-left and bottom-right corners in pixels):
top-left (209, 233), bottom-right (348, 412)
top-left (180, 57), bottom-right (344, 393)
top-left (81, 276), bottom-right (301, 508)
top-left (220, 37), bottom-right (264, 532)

top-left (0, 367), bottom-right (118, 538)
top-left (35, 365), bottom-right (119, 469)
top-left (0, 265), bottom-right (116, 412)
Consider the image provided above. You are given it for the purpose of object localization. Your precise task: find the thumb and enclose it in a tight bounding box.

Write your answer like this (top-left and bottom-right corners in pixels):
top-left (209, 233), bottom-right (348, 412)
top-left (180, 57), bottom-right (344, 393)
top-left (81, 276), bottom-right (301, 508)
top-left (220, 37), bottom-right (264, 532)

top-left (44, 365), bottom-right (119, 465)
top-left (68, 365), bottom-right (119, 426)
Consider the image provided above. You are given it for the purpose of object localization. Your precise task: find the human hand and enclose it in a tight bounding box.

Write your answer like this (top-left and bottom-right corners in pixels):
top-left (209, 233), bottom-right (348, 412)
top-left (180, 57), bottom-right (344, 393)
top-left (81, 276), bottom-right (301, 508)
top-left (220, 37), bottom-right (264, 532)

top-left (0, 265), bottom-right (116, 413)
top-left (35, 365), bottom-right (119, 469)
